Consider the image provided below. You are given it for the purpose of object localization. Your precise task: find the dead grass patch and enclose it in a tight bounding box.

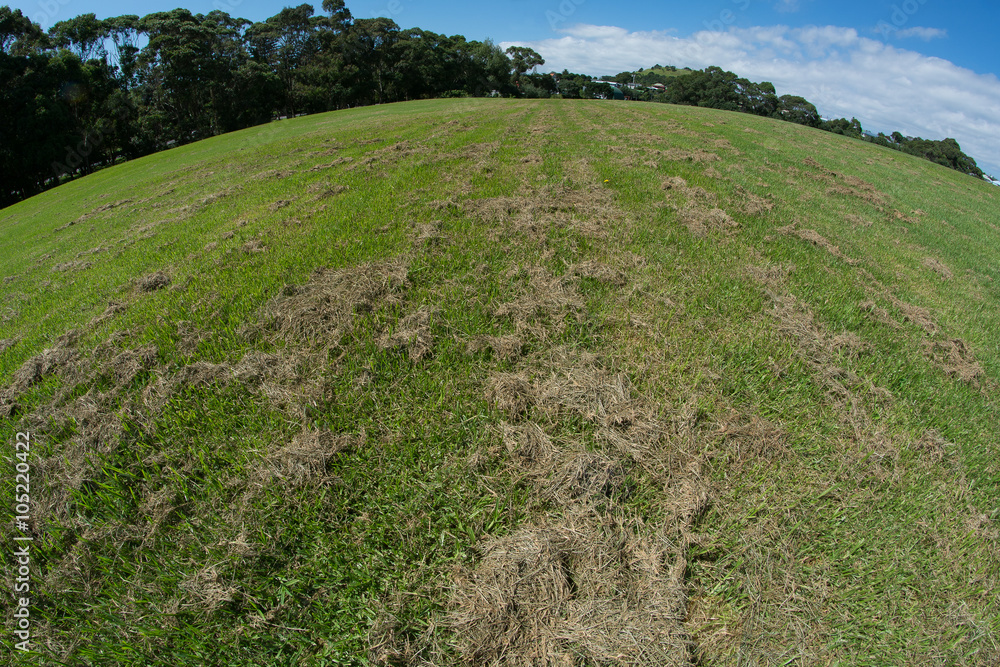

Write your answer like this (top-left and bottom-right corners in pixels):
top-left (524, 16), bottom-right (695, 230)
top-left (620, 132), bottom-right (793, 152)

top-left (378, 307), bottom-right (434, 361)
top-left (679, 204), bottom-right (738, 237)
top-left (8, 346), bottom-right (79, 395)
top-left (52, 260), bottom-right (92, 273)
top-left (733, 186), bottom-right (774, 217)
top-left (55, 199), bottom-right (134, 231)
top-left (413, 221), bottom-right (446, 248)
top-left (179, 565), bottom-right (238, 615)
top-left (776, 223), bottom-right (859, 265)
top-left (569, 260), bottom-right (628, 287)
top-left (847, 214), bottom-right (873, 228)
top-left (715, 413), bottom-right (790, 465)
top-left (744, 261), bottom-right (795, 290)
top-left (466, 335), bottom-right (524, 362)
top-left (922, 257), bottom-right (953, 280)
top-left (859, 300), bottom-right (904, 331)
top-left (888, 296), bottom-right (938, 335)
top-left (137, 272), bottom-right (171, 292)
top-left (108, 345), bottom-right (158, 387)
top-left (663, 148), bottom-right (720, 163)
top-left (257, 427), bottom-right (360, 488)
top-left (462, 180), bottom-right (618, 243)
top-left (307, 183), bottom-right (350, 200)
top-left (493, 266), bottom-right (584, 342)
top-left (260, 261), bottom-right (408, 347)
top-left (485, 372), bottom-right (534, 419)
top-left (794, 160), bottom-right (889, 208)
top-left (308, 157), bottom-right (353, 171)
top-left (923, 339), bottom-right (985, 385)
top-left (0, 337), bottom-right (18, 355)
top-left (250, 169), bottom-right (292, 181)
top-left (241, 238), bottom-right (267, 254)
top-left (911, 429), bottom-right (957, 466)
top-left (447, 504), bottom-right (700, 665)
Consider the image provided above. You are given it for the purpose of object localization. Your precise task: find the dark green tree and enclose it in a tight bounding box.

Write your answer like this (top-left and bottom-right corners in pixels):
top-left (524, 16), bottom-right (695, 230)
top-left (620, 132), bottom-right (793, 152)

top-left (505, 45), bottom-right (544, 83)
top-left (776, 94), bottom-right (820, 127)
top-left (49, 13), bottom-right (107, 61)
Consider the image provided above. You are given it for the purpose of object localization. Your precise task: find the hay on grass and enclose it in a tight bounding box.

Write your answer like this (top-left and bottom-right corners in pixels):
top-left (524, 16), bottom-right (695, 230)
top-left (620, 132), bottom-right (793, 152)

top-left (467, 335), bottom-right (524, 363)
top-left (493, 266), bottom-right (583, 342)
top-left (378, 307), bottom-right (435, 361)
top-left (137, 271), bottom-right (171, 292)
top-left (679, 204), bottom-right (737, 237)
top-left (569, 260), bottom-right (628, 287)
top-left (922, 257), bottom-right (954, 280)
top-left (923, 338), bottom-right (985, 385)
top-left (447, 507), bottom-right (699, 666)
top-left (108, 345), bottom-right (158, 387)
top-left (776, 223), bottom-right (859, 265)
top-left (261, 261), bottom-right (408, 347)
top-left (485, 372), bottom-right (535, 419)
top-left (9, 347), bottom-right (79, 394)
top-left (259, 427), bottom-right (360, 488)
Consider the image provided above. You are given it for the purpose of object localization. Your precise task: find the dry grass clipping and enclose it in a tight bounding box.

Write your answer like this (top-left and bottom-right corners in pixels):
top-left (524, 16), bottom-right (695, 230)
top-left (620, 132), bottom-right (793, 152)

top-left (87, 300), bottom-right (127, 329)
top-left (261, 261), bottom-right (408, 347)
top-left (137, 271), bottom-right (171, 292)
top-left (922, 257), bottom-right (954, 280)
top-left (678, 204), bottom-right (737, 237)
top-left (447, 506), bottom-right (700, 666)
top-left (777, 223), bottom-right (859, 265)
top-left (378, 307), bottom-right (434, 361)
top-left (494, 266), bottom-right (583, 342)
top-left (467, 335), bottom-right (524, 363)
top-left (884, 296), bottom-right (938, 335)
top-left (569, 260), bottom-right (627, 287)
top-left (733, 185), bottom-right (775, 217)
top-left (923, 338), bottom-right (985, 385)
top-left (258, 428), bottom-right (360, 488)
top-left (9, 347), bottom-right (79, 394)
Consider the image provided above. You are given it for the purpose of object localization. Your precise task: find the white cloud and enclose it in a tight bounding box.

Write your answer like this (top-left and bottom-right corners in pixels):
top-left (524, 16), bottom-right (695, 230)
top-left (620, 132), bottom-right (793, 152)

top-left (895, 26), bottom-right (948, 40)
top-left (501, 24), bottom-right (1000, 176)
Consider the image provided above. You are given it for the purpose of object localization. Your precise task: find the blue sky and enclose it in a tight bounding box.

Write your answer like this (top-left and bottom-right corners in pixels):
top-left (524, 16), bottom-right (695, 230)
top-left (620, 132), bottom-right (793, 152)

top-left (8, 0), bottom-right (1000, 175)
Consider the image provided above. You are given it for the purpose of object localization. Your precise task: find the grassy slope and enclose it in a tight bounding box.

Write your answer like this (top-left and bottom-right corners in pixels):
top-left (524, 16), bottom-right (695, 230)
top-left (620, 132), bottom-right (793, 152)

top-left (1, 98), bottom-right (998, 665)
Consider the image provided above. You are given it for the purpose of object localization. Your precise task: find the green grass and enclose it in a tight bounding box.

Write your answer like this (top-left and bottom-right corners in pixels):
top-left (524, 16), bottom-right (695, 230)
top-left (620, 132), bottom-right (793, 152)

top-left (2, 98), bottom-right (999, 665)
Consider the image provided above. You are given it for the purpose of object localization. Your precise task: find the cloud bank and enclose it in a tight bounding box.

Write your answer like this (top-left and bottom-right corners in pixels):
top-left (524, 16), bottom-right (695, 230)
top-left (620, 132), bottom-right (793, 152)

top-left (502, 24), bottom-right (1000, 177)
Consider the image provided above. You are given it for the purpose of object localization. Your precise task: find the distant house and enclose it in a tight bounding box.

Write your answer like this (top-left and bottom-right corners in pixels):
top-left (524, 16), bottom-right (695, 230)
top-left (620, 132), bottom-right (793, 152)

top-left (651, 83), bottom-right (666, 91)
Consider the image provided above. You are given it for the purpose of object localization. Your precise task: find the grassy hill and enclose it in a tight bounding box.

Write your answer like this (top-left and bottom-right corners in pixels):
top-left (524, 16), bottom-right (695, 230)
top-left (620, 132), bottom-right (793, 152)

top-left (2, 98), bottom-right (998, 665)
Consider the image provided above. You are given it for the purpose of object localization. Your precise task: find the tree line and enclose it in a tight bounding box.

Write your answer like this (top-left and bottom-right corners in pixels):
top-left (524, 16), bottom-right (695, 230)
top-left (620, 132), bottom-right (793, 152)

top-left (0, 3), bottom-right (985, 208)
top-left (1, 2), bottom-right (525, 207)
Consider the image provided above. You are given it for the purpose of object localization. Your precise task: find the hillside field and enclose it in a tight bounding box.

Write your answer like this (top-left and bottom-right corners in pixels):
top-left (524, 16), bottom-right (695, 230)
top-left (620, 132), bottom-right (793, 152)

top-left (1, 98), bottom-right (999, 665)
